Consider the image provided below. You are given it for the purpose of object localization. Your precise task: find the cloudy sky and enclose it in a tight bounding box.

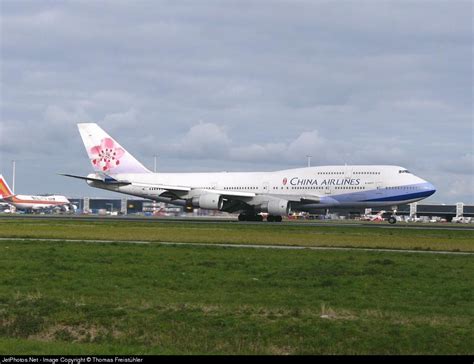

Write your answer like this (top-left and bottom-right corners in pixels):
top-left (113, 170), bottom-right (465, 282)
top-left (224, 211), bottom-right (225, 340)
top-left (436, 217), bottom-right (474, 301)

top-left (1, 0), bottom-right (472, 203)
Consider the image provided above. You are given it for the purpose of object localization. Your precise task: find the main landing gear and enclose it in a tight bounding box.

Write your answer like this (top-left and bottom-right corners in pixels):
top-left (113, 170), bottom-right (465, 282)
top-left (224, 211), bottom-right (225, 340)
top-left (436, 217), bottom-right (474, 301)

top-left (388, 206), bottom-right (398, 224)
top-left (238, 213), bottom-right (263, 222)
top-left (267, 215), bottom-right (283, 222)
top-left (238, 213), bottom-right (283, 222)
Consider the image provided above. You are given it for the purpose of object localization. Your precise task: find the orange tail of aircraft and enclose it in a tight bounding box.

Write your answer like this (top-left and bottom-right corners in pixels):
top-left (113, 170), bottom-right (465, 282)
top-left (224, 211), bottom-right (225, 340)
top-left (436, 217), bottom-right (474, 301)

top-left (0, 175), bottom-right (14, 199)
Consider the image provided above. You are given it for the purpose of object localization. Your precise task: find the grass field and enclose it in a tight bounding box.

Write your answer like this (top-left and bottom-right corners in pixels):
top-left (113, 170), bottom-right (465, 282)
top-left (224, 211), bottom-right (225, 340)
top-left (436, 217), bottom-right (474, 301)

top-left (0, 218), bottom-right (473, 354)
top-left (0, 217), bottom-right (473, 252)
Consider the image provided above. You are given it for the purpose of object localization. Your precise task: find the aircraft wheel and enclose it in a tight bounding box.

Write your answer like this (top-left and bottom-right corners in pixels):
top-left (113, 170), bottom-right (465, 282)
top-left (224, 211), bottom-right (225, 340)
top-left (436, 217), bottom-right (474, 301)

top-left (238, 213), bottom-right (263, 222)
top-left (388, 216), bottom-right (397, 224)
top-left (275, 216), bottom-right (283, 222)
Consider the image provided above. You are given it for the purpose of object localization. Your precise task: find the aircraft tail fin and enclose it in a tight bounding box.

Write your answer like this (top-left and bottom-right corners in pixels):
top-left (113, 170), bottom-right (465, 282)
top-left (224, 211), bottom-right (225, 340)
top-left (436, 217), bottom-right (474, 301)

top-left (77, 123), bottom-right (151, 174)
top-left (0, 175), bottom-right (14, 199)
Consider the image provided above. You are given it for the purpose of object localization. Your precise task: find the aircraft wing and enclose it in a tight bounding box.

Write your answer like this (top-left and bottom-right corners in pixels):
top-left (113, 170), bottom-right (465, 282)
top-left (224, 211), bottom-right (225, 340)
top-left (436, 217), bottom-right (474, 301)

top-left (163, 188), bottom-right (255, 201)
top-left (207, 189), bottom-right (256, 198)
top-left (259, 193), bottom-right (321, 203)
top-left (298, 195), bottom-right (321, 203)
top-left (132, 185), bottom-right (256, 197)
top-left (133, 182), bottom-right (191, 192)
top-left (164, 188), bottom-right (317, 203)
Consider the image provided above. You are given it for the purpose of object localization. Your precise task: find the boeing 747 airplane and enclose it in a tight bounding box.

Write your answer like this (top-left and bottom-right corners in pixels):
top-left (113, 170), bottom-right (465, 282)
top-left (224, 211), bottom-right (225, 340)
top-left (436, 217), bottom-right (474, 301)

top-left (0, 175), bottom-right (72, 212)
top-left (63, 123), bottom-right (436, 223)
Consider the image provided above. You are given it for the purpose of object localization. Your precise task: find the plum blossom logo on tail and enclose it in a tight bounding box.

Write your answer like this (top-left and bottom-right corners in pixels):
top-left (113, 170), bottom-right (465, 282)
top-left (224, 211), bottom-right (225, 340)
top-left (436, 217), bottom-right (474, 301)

top-left (90, 138), bottom-right (125, 171)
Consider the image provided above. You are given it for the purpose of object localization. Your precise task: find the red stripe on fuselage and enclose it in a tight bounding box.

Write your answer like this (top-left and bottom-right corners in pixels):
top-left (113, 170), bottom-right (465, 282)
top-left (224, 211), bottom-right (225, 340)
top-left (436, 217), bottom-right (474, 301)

top-left (6, 197), bottom-right (67, 205)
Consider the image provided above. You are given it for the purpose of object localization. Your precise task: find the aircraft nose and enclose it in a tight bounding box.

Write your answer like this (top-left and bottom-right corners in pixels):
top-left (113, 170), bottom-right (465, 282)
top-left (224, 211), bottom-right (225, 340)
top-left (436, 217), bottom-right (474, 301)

top-left (423, 182), bottom-right (436, 196)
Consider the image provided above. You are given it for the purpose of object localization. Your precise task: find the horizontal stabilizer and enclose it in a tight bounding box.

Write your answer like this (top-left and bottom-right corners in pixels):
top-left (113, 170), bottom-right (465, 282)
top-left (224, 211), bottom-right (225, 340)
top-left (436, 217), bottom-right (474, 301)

top-left (60, 173), bottom-right (103, 182)
top-left (59, 173), bottom-right (131, 186)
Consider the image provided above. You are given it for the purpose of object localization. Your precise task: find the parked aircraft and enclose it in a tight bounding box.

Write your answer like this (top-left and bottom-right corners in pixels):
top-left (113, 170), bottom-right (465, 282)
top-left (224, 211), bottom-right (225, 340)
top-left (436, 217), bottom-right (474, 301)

top-left (62, 123), bottom-right (436, 223)
top-left (452, 216), bottom-right (472, 224)
top-left (0, 202), bottom-right (11, 213)
top-left (0, 175), bottom-right (72, 212)
top-left (360, 210), bottom-right (385, 222)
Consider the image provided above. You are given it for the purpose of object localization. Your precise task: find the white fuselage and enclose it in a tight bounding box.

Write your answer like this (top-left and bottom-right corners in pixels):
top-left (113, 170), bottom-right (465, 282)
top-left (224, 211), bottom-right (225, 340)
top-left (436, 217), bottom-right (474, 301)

top-left (87, 165), bottom-right (436, 213)
top-left (5, 194), bottom-right (70, 210)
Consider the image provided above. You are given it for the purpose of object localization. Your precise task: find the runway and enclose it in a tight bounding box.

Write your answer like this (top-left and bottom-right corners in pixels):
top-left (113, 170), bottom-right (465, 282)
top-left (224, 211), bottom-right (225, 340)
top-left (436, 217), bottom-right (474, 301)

top-left (1, 237), bottom-right (473, 255)
top-left (1, 213), bottom-right (474, 231)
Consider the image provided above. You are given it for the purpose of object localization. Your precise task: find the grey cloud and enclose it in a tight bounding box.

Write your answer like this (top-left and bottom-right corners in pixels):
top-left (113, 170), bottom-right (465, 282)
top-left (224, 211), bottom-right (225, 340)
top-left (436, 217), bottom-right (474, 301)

top-left (164, 122), bottom-right (231, 159)
top-left (158, 122), bottom-right (408, 168)
top-left (446, 175), bottom-right (474, 199)
top-left (439, 154), bottom-right (474, 175)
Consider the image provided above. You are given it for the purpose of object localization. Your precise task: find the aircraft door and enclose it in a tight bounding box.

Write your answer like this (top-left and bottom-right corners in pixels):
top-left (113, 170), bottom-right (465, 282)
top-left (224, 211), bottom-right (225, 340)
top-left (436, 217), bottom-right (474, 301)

top-left (375, 181), bottom-right (384, 195)
top-left (262, 182), bottom-right (270, 193)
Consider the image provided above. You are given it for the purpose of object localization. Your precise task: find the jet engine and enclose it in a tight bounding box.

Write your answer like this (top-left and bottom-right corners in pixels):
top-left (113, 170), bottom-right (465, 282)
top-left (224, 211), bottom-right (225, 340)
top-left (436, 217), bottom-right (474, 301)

top-left (260, 199), bottom-right (290, 216)
top-left (190, 194), bottom-right (224, 210)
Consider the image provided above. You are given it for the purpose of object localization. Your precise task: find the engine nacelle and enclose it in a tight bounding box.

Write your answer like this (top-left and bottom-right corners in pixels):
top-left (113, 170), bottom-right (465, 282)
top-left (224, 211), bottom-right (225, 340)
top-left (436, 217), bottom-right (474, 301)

top-left (260, 199), bottom-right (291, 216)
top-left (191, 194), bottom-right (224, 210)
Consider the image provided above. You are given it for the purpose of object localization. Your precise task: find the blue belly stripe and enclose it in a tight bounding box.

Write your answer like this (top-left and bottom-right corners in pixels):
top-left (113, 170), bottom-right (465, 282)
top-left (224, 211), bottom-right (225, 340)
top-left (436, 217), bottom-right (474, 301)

top-left (363, 190), bottom-right (435, 202)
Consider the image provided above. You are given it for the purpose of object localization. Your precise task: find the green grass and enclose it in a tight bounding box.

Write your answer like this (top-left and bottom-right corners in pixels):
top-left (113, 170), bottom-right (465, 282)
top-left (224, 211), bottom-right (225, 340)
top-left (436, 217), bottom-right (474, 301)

top-left (0, 238), bottom-right (473, 354)
top-left (0, 218), bottom-right (473, 251)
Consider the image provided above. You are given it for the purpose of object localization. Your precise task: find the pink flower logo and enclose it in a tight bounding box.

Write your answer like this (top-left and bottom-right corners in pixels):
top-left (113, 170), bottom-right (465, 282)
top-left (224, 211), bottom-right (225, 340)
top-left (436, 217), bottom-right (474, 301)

top-left (90, 138), bottom-right (125, 171)
top-left (283, 177), bottom-right (288, 185)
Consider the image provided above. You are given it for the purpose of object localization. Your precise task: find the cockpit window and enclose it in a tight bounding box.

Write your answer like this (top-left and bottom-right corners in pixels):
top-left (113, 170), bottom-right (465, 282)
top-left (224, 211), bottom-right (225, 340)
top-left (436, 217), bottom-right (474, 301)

top-left (399, 170), bottom-right (411, 174)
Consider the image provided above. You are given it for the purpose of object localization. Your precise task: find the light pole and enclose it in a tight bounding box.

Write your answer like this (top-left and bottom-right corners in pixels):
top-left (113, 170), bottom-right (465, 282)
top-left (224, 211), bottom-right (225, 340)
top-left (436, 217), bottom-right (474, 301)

top-left (12, 160), bottom-right (16, 194)
top-left (306, 155), bottom-right (312, 168)
top-left (153, 155), bottom-right (158, 173)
